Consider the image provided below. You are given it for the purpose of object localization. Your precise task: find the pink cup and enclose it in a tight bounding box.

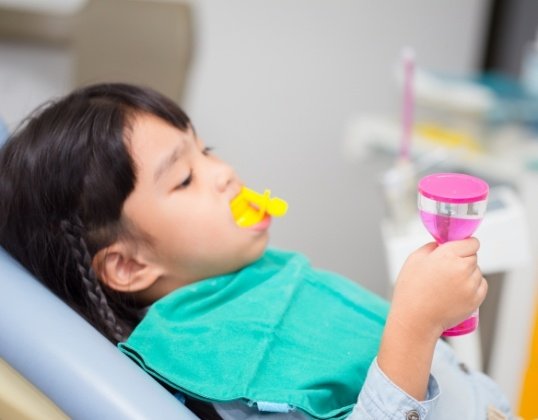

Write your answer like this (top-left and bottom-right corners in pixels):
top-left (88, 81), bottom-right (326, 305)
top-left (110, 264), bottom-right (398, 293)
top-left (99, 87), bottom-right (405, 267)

top-left (418, 173), bottom-right (489, 336)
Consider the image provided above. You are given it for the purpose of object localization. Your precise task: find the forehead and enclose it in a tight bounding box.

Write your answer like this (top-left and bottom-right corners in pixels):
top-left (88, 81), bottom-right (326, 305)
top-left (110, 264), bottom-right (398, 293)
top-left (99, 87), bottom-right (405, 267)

top-left (127, 113), bottom-right (194, 174)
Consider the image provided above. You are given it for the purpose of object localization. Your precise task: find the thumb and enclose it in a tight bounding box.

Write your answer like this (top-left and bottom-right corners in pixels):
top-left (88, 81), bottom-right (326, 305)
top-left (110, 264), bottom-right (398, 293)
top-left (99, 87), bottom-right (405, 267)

top-left (412, 241), bottom-right (438, 256)
top-left (438, 237), bottom-right (480, 257)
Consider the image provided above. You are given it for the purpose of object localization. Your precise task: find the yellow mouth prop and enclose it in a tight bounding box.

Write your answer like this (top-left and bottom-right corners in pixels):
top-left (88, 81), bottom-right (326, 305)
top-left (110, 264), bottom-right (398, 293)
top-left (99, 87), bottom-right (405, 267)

top-left (230, 187), bottom-right (288, 227)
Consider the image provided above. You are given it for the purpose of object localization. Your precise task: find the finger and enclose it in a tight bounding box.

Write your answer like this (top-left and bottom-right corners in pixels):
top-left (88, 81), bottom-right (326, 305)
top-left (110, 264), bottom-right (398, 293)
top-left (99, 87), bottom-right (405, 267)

top-left (439, 237), bottom-right (480, 257)
top-left (469, 267), bottom-right (484, 288)
top-left (475, 276), bottom-right (488, 306)
top-left (412, 241), bottom-right (438, 256)
top-left (462, 254), bottom-right (478, 268)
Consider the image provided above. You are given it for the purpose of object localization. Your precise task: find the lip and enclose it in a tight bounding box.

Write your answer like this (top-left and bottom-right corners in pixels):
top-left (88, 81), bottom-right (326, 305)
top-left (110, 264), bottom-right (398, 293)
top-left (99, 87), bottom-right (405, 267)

top-left (247, 214), bottom-right (272, 231)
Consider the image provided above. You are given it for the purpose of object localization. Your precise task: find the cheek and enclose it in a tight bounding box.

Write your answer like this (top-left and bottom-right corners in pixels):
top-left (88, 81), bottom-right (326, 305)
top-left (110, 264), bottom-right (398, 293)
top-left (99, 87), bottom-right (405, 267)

top-left (128, 192), bottom-right (238, 253)
top-left (160, 205), bottom-right (234, 248)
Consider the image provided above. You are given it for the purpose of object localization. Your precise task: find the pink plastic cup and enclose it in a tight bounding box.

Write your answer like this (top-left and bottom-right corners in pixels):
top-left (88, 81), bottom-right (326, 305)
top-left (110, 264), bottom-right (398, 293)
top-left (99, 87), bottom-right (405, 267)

top-left (417, 173), bottom-right (489, 337)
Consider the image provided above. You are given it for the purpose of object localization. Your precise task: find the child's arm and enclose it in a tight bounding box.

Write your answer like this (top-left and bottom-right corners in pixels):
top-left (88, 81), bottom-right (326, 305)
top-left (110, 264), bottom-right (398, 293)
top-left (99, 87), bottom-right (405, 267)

top-left (377, 238), bottom-right (486, 400)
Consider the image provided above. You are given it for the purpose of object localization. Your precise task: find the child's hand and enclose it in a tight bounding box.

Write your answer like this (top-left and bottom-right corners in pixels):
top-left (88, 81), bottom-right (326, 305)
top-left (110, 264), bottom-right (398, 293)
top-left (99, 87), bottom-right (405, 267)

top-left (391, 238), bottom-right (487, 339)
top-left (377, 238), bottom-right (486, 400)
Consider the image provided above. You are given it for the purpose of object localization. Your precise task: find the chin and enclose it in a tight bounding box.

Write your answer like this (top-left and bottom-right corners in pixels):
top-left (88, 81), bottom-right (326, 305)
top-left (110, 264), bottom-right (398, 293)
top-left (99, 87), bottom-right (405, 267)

top-left (254, 234), bottom-right (270, 256)
top-left (251, 244), bottom-right (267, 262)
top-left (238, 238), bottom-right (268, 268)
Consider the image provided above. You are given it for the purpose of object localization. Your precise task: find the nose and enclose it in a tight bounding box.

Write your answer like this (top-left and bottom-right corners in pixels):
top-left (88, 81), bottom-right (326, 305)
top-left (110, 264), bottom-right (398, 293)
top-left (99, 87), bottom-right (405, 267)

top-left (214, 157), bottom-right (239, 194)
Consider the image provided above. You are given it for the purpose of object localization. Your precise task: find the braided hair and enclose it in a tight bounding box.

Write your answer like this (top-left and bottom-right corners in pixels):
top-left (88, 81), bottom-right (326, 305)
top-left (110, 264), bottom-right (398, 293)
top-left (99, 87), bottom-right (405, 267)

top-left (59, 216), bottom-right (126, 342)
top-left (0, 83), bottom-right (191, 343)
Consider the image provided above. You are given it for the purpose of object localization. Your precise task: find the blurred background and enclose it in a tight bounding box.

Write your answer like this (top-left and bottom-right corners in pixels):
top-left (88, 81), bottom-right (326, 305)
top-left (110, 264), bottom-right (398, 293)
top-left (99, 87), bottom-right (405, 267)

top-left (0, 0), bottom-right (537, 416)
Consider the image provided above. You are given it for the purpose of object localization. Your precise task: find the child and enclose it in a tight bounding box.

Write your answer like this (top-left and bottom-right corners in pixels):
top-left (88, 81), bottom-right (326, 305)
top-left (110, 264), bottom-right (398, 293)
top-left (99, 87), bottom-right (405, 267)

top-left (0, 83), bottom-right (514, 419)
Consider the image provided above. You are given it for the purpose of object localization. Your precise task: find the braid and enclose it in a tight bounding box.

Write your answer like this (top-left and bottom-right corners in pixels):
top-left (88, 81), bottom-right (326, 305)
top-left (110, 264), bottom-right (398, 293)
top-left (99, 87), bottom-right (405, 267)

top-left (60, 217), bottom-right (126, 343)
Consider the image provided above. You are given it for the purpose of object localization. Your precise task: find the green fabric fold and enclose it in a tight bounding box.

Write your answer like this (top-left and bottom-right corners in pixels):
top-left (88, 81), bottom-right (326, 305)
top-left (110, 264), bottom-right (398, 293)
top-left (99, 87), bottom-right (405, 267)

top-left (119, 249), bottom-right (389, 419)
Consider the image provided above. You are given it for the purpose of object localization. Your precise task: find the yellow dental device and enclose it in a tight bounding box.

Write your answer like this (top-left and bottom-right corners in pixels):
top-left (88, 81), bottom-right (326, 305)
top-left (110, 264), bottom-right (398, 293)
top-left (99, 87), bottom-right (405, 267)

top-left (231, 187), bottom-right (288, 227)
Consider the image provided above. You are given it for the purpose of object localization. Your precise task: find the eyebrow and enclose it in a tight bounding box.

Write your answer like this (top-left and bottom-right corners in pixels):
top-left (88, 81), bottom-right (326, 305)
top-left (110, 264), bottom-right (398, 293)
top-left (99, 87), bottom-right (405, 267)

top-left (154, 144), bottom-right (185, 182)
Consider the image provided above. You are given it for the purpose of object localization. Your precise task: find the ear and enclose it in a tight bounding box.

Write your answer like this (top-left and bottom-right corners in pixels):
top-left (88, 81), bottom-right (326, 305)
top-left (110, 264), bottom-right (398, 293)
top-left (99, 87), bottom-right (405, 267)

top-left (92, 242), bottom-right (162, 293)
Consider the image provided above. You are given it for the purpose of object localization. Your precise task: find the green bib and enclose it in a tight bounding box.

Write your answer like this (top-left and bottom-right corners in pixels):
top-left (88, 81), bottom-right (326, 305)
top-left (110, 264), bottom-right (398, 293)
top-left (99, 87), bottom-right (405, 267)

top-left (119, 249), bottom-right (389, 419)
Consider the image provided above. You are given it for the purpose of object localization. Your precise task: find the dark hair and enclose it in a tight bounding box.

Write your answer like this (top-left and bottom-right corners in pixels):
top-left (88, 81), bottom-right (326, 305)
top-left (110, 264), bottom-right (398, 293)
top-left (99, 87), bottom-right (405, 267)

top-left (0, 83), bottom-right (191, 343)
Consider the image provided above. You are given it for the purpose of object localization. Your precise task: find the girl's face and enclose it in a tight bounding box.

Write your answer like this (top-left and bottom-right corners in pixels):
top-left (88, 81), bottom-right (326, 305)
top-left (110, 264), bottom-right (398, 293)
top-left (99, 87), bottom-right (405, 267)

top-left (122, 113), bottom-right (269, 295)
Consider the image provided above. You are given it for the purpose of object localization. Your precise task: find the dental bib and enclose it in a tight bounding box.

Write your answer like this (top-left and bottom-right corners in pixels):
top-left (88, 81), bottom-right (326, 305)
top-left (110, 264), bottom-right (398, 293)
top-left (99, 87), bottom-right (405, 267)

top-left (119, 249), bottom-right (388, 419)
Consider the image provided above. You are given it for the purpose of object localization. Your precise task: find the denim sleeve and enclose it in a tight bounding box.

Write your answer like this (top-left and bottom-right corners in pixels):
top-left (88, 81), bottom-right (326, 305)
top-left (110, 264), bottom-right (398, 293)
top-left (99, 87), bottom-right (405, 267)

top-left (348, 358), bottom-right (440, 419)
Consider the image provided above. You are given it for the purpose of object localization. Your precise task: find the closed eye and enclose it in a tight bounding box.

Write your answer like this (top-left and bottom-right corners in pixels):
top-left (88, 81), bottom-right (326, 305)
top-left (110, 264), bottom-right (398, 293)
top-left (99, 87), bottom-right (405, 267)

top-left (174, 170), bottom-right (193, 190)
top-left (173, 146), bottom-right (212, 191)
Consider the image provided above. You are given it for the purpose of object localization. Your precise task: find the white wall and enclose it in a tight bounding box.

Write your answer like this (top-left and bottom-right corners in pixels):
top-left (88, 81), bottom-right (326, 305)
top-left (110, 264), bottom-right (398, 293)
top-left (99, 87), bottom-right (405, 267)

top-left (0, 1), bottom-right (491, 296)
top-left (183, 0), bottom-right (491, 295)
top-left (0, 42), bottom-right (72, 130)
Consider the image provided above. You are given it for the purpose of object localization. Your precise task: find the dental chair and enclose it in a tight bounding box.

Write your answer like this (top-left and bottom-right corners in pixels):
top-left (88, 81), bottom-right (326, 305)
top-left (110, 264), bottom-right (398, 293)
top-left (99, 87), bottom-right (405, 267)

top-left (0, 246), bottom-right (198, 419)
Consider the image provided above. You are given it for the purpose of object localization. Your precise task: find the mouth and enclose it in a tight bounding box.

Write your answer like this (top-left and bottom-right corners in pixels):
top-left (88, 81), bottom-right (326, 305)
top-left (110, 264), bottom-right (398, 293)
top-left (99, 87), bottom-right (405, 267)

top-left (247, 213), bottom-right (272, 231)
top-left (230, 186), bottom-right (286, 230)
top-left (230, 191), bottom-right (263, 228)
